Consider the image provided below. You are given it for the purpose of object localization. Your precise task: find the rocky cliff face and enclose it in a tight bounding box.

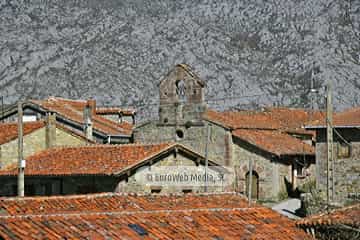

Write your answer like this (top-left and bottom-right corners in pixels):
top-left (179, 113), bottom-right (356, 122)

top-left (0, 0), bottom-right (359, 117)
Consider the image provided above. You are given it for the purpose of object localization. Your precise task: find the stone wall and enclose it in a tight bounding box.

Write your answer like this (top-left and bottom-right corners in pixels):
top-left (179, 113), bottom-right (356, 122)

top-left (116, 150), bottom-right (230, 194)
top-left (134, 121), bottom-right (232, 166)
top-left (232, 137), bottom-right (291, 201)
top-left (0, 127), bottom-right (88, 168)
top-left (315, 128), bottom-right (360, 205)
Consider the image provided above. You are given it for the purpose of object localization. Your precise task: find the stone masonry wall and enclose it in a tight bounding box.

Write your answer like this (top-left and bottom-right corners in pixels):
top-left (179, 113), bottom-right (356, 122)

top-left (134, 121), bottom-right (232, 166)
top-left (116, 151), bottom-right (230, 194)
top-left (0, 127), bottom-right (88, 168)
top-left (232, 138), bottom-right (291, 201)
top-left (316, 128), bottom-right (360, 205)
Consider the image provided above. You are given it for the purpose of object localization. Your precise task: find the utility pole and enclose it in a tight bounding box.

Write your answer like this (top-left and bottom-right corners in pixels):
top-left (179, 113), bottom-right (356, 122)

top-left (204, 123), bottom-right (211, 192)
top-left (248, 159), bottom-right (253, 205)
top-left (1, 96), bottom-right (3, 123)
top-left (326, 82), bottom-right (334, 206)
top-left (17, 101), bottom-right (25, 197)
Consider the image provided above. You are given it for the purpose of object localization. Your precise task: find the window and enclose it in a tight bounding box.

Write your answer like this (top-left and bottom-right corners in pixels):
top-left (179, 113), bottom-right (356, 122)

top-left (176, 129), bottom-right (184, 139)
top-left (182, 189), bottom-right (192, 194)
top-left (151, 188), bottom-right (161, 194)
top-left (337, 142), bottom-right (351, 158)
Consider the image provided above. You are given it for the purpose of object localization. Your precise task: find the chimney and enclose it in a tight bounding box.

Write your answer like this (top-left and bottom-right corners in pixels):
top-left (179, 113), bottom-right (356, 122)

top-left (87, 99), bottom-right (96, 116)
top-left (45, 112), bottom-right (56, 148)
top-left (83, 102), bottom-right (93, 140)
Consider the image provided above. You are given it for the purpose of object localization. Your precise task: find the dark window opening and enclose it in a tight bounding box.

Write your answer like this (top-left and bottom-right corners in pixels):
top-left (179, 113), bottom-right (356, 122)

top-left (128, 224), bottom-right (148, 236)
top-left (175, 80), bottom-right (186, 101)
top-left (182, 189), bottom-right (192, 194)
top-left (164, 118), bottom-right (168, 123)
top-left (151, 188), bottom-right (162, 194)
top-left (176, 129), bottom-right (184, 139)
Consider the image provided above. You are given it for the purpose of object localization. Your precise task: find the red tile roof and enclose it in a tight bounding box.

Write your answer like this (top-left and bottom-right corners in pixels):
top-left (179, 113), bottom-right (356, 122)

top-left (96, 107), bottom-right (136, 116)
top-left (205, 107), bottom-right (322, 133)
top-left (0, 121), bottom-right (45, 145)
top-left (296, 204), bottom-right (360, 228)
top-left (0, 193), bottom-right (312, 240)
top-left (30, 97), bottom-right (132, 136)
top-left (233, 129), bottom-right (314, 156)
top-left (307, 107), bottom-right (360, 128)
top-left (0, 143), bottom-right (173, 176)
top-left (205, 109), bottom-right (281, 130)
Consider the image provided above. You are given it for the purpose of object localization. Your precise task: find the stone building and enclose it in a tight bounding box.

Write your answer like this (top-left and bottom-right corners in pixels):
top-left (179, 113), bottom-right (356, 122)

top-left (306, 108), bottom-right (360, 205)
top-left (134, 64), bottom-right (319, 201)
top-left (0, 143), bottom-right (230, 196)
top-left (0, 118), bottom-right (92, 169)
top-left (0, 97), bottom-right (134, 144)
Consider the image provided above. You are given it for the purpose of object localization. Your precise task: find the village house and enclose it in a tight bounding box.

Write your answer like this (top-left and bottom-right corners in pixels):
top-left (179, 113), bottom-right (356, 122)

top-left (0, 97), bottom-right (134, 144)
top-left (134, 64), bottom-right (321, 201)
top-left (0, 119), bottom-right (93, 169)
top-left (0, 192), bottom-right (313, 239)
top-left (306, 107), bottom-right (360, 205)
top-left (0, 143), bottom-right (230, 196)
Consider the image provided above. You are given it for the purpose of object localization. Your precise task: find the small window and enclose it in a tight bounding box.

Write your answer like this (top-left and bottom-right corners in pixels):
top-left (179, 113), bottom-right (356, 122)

top-left (182, 189), bottom-right (192, 194)
top-left (128, 224), bottom-right (148, 236)
top-left (337, 142), bottom-right (351, 158)
top-left (151, 188), bottom-right (161, 194)
top-left (164, 118), bottom-right (168, 123)
top-left (176, 129), bottom-right (184, 139)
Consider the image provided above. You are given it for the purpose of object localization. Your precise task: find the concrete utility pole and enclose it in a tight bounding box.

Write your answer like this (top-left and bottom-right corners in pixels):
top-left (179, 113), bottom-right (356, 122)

top-left (204, 123), bottom-right (211, 192)
top-left (326, 82), bottom-right (334, 205)
top-left (17, 102), bottom-right (25, 197)
top-left (248, 159), bottom-right (253, 205)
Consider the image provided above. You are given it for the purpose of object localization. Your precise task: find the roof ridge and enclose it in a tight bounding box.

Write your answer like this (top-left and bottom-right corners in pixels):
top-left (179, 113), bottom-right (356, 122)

top-left (0, 206), bottom-right (258, 219)
top-left (0, 191), bottom-right (240, 202)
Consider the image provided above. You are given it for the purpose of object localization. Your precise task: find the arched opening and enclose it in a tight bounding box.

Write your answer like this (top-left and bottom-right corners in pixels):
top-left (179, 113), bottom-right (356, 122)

top-left (175, 80), bottom-right (186, 102)
top-left (245, 171), bottom-right (259, 200)
top-left (176, 129), bottom-right (184, 139)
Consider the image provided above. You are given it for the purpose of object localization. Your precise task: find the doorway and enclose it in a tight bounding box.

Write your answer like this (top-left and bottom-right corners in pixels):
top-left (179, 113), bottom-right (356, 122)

top-left (245, 171), bottom-right (259, 200)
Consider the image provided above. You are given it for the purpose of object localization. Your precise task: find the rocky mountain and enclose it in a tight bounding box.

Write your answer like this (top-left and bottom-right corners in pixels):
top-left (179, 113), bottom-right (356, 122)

top-left (0, 0), bottom-right (359, 119)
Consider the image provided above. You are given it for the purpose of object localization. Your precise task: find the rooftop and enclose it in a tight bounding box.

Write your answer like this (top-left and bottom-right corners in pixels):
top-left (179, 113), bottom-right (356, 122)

top-left (0, 143), bottom-right (172, 176)
top-left (307, 107), bottom-right (360, 128)
top-left (296, 203), bottom-right (360, 228)
top-left (30, 97), bottom-right (132, 136)
top-left (233, 129), bottom-right (314, 156)
top-left (0, 193), bottom-right (312, 239)
top-left (0, 121), bottom-right (45, 145)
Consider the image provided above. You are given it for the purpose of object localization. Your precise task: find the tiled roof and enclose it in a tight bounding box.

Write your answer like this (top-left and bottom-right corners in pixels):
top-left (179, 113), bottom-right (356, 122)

top-left (205, 109), bottom-right (281, 130)
top-left (30, 97), bottom-right (132, 136)
top-left (296, 204), bottom-right (360, 227)
top-left (0, 193), bottom-right (312, 240)
top-left (232, 129), bottom-right (314, 156)
top-left (307, 107), bottom-right (360, 128)
top-left (205, 108), bottom-right (322, 133)
top-left (0, 121), bottom-right (45, 145)
top-left (0, 143), bottom-right (172, 176)
top-left (96, 107), bottom-right (136, 115)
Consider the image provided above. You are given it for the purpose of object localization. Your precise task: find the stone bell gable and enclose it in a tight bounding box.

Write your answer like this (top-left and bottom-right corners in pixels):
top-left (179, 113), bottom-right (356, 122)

top-left (158, 64), bottom-right (207, 125)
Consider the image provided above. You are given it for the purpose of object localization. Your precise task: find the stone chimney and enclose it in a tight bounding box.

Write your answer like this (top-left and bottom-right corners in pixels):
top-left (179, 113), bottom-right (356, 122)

top-left (87, 99), bottom-right (96, 116)
top-left (83, 102), bottom-right (93, 141)
top-left (45, 112), bottom-right (56, 148)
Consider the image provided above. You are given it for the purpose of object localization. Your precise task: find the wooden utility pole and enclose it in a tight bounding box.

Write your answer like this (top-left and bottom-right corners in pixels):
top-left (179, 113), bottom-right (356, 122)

top-left (204, 123), bottom-right (211, 192)
top-left (326, 82), bottom-right (334, 205)
top-left (248, 159), bottom-right (253, 205)
top-left (17, 101), bottom-right (24, 197)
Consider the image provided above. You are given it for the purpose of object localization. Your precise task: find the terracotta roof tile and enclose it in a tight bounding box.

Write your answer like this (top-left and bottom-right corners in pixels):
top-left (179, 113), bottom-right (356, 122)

top-left (0, 193), bottom-right (312, 239)
top-left (205, 108), bottom-right (322, 134)
top-left (307, 107), bottom-right (360, 128)
top-left (30, 97), bottom-right (132, 136)
top-left (0, 143), bottom-right (172, 176)
top-left (205, 109), bottom-right (281, 130)
top-left (0, 121), bottom-right (45, 145)
top-left (296, 204), bottom-right (360, 227)
top-left (232, 129), bottom-right (314, 156)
